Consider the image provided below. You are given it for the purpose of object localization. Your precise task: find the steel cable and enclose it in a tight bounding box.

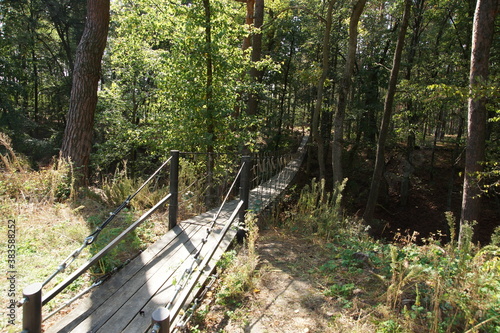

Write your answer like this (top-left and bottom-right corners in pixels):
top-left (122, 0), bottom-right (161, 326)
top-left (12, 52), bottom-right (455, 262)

top-left (164, 162), bottom-right (246, 311)
top-left (41, 156), bottom-right (172, 288)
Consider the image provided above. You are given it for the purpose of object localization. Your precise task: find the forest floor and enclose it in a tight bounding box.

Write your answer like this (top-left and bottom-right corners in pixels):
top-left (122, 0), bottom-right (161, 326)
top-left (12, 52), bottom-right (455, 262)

top-left (188, 228), bottom-right (381, 333)
top-left (2, 140), bottom-right (498, 332)
top-left (186, 142), bottom-right (500, 333)
top-left (346, 143), bottom-right (498, 245)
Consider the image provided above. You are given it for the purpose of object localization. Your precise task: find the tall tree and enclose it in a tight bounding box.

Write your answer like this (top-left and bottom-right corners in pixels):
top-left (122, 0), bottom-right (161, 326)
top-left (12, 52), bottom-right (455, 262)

top-left (332, 0), bottom-right (367, 184)
top-left (60, 0), bottom-right (110, 181)
top-left (247, 0), bottom-right (264, 117)
top-left (311, 0), bottom-right (335, 181)
top-left (363, 0), bottom-right (412, 224)
top-left (203, 0), bottom-right (218, 206)
top-left (400, 0), bottom-right (426, 207)
top-left (460, 0), bottom-right (498, 243)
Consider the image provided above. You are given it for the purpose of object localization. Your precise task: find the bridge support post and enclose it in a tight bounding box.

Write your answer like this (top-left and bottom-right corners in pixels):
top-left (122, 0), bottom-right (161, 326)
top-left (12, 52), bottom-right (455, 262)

top-left (169, 150), bottom-right (180, 230)
top-left (22, 282), bottom-right (42, 333)
top-left (151, 307), bottom-right (170, 333)
top-left (238, 155), bottom-right (252, 241)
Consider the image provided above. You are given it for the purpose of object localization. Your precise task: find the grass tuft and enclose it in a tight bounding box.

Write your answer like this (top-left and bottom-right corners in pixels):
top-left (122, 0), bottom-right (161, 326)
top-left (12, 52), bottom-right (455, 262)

top-left (216, 214), bottom-right (259, 307)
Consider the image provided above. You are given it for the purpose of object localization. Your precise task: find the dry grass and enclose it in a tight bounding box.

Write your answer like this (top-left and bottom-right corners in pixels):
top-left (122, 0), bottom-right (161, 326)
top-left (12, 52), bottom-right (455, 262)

top-left (0, 134), bottom-right (170, 332)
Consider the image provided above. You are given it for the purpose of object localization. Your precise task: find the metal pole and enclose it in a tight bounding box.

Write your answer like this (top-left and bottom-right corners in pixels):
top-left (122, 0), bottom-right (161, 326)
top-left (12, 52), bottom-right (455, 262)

top-left (169, 150), bottom-right (179, 230)
top-left (22, 282), bottom-right (42, 333)
top-left (151, 307), bottom-right (170, 333)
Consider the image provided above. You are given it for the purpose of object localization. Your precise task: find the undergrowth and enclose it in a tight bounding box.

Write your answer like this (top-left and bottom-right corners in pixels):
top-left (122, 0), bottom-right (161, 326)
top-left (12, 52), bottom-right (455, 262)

top-left (197, 178), bottom-right (499, 332)
top-left (0, 134), bottom-right (170, 332)
top-left (283, 179), bottom-right (500, 333)
top-left (215, 214), bottom-right (260, 308)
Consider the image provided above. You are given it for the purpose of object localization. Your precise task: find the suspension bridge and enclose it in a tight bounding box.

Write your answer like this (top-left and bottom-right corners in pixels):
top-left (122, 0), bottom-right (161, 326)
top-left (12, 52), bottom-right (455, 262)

top-left (20, 136), bottom-right (308, 333)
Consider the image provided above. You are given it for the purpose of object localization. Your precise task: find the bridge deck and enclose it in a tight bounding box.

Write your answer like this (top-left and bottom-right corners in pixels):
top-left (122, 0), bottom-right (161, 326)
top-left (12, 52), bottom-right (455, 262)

top-left (45, 137), bottom-right (307, 333)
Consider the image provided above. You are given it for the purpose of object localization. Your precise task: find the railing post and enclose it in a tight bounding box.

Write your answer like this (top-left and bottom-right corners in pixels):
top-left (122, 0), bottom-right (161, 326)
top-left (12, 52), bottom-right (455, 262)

top-left (22, 282), bottom-right (42, 333)
top-left (151, 307), bottom-right (170, 333)
top-left (169, 150), bottom-right (180, 230)
top-left (238, 156), bottom-right (252, 240)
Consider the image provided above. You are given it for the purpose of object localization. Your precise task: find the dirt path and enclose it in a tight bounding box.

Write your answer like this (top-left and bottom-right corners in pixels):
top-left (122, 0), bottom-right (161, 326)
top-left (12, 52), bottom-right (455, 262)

top-left (196, 228), bottom-right (376, 333)
top-left (223, 229), bottom-right (333, 333)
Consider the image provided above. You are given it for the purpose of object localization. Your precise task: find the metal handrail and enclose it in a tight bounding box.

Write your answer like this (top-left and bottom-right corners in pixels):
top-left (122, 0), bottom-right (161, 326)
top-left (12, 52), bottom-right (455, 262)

top-left (21, 138), bottom-right (309, 332)
top-left (20, 153), bottom-right (177, 333)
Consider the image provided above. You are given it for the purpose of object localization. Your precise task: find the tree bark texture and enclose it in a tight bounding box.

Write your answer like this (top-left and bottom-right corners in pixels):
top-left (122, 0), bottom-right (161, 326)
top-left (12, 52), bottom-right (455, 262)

top-left (363, 0), bottom-right (411, 224)
top-left (460, 0), bottom-right (498, 236)
top-left (61, 0), bottom-right (110, 181)
top-left (312, 0), bottom-right (335, 181)
top-left (242, 0), bottom-right (255, 51)
top-left (332, 0), bottom-right (366, 184)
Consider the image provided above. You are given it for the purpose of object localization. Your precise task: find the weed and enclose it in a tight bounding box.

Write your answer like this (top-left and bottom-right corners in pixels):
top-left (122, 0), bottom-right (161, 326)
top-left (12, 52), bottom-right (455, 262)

top-left (0, 134), bottom-right (75, 204)
top-left (325, 283), bottom-right (356, 298)
top-left (376, 319), bottom-right (403, 333)
top-left (276, 181), bottom-right (500, 333)
top-left (216, 214), bottom-right (259, 307)
top-left (101, 161), bottom-right (169, 210)
top-left (286, 178), bottom-right (347, 240)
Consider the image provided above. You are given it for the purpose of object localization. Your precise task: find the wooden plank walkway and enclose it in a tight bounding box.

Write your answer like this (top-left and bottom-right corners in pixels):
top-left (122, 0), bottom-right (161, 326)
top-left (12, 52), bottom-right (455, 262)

top-left (45, 137), bottom-right (308, 333)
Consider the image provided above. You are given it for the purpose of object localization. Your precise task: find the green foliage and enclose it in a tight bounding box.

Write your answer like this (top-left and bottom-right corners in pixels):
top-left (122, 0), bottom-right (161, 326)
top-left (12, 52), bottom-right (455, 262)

top-left (87, 212), bottom-right (143, 276)
top-left (0, 0), bottom-right (81, 162)
top-left (382, 215), bottom-right (500, 332)
top-left (285, 178), bottom-right (347, 239)
top-left (93, 0), bottom-right (258, 173)
top-left (376, 319), bottom-right (404, 333)
top-left (324, 282), bottom-right (356, 298)
top-left (216, 215), bottom-right (259, 307)
top-left (279, 184), bottom-right (500, 333)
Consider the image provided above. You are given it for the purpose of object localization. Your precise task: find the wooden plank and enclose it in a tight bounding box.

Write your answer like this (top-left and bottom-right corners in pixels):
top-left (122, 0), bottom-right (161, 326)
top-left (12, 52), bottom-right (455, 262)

top-left (46, 201), bottom-right (238, 333)
top-left (69, 229), bottom-right (199, 332)
top-left (122, 225), bottom-right (237, 332)
top-left (93, 224), bottom-right (220, 332)
top-left (97, 204), bottom-right (239, 332)
top-left (45, 220), bottom-right (204, 333)
top-left (45, 137), bottom-right (308, 333)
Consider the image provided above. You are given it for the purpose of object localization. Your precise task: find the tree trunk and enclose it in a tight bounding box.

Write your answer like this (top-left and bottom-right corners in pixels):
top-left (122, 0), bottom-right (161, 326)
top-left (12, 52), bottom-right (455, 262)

top-left (446, 113), bottom-right (464, 211)
top-left (312, 0), bottom-right (335, 181)
top-left (60, 0), bottom-right (110, 183)
top-left (275, 32), bottom-right (295, 151)
top-left (242, 0), bottom-right (255, 51)
top-left (246, 0), bottom-right (264, 117)
top-left (203, 0), bottom-right (217, 208)
top-left (363, 0), bottom-right (411, 225)
top-left (332, 0), bottom-right (366, 184)
top-left (460, 0), bottom-right (498, 243)
top-left (400, 0), bottom-right (425, 207)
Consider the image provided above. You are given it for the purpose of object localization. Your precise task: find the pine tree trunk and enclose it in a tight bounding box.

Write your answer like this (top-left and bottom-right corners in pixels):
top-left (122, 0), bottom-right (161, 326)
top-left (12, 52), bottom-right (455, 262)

top-left (312, 0), bottom-right (335, 181)
top-left (60, 0), bottom-right (110, 183)
top-left (460, 0), bottom-right (498, 242)
top-left (363, 0), bottom-right (411, 225)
